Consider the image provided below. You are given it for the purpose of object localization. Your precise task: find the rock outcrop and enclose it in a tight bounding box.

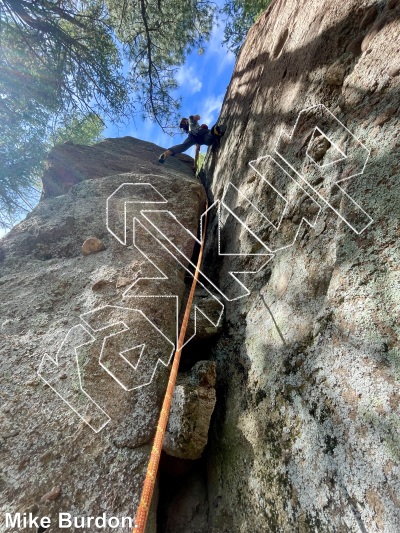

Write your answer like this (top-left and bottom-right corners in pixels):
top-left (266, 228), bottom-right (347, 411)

top-left (0, 137), bottom-right (210, 531)
top-left (163, 361), bottom-right (216, 460)
top-left (201, 0), bottom-right (400, 531)
top-left (2, 0), bottom-right (400, 532)
top-left (41, 137), bottom-right (194, 198)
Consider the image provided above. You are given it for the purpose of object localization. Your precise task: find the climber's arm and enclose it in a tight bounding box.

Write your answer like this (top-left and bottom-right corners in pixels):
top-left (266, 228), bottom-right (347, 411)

top-left (189, 115), bottom-right (201, 131)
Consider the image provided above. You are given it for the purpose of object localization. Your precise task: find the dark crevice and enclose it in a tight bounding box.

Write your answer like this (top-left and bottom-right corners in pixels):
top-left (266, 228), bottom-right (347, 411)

top-left (156, 236), bottom-right (222, 530)
top-left (179, 336), bottom-right (220, 372)
top-left (155, 333), bottom-right (219, 530)
top-left (157, 453), bottom-right (208, 533)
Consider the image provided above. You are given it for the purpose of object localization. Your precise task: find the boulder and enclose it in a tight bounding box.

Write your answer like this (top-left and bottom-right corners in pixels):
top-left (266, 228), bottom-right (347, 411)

top-left (325, 62), bottom-right (346, 86)
top-left (0, 137), bottom-right (206, 531)
top-left (163, 361), bottom-right (217, 460)
top-left (81, 237), bottom-right (105, 256)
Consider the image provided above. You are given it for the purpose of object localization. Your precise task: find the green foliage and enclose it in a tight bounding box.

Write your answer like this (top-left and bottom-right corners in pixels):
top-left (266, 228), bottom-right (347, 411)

top-left (0, 0), bottom-right (215, 228)
top-left (221, 0), bottom-right (271, 56)
top-left (196, 151), bottom-right (206, 174)
top-left (0, 0), bottom-right (128, 120)
top-left (106, 0), bottom-right (215, 129)
top-left (0, 108), bottom-right (45, 228)
top-left (0, 0), bottom-right (125, 228)
top-left (0, 110), bottom-right (104, 228)
top-left (0, 0), bottom-right (263, 229)
top-left (50, 113), bottom-right (104, 146)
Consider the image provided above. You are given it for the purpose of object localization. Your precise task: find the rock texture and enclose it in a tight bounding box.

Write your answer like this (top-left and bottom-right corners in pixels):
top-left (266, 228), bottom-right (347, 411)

top-left (163, 361), bottom-right (217, 460)
top-left (41, 137), bottom-right (194, 198)
top-left (163, 466), bottom-right (209, 533)
top-left (1, 1), bottom-right (400, 531)
top-left (0, 138), bottom-right (206, 532)
top-left (202, 0), bottom-right (400, 531)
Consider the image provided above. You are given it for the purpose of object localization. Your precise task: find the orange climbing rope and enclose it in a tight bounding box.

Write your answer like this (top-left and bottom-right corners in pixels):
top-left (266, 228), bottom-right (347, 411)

top-left (133, 201), bottom-right (208, 533)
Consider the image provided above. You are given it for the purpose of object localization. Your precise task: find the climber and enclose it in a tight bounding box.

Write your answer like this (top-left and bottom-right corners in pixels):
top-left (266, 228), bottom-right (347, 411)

top-left (158, 114), bottom-right (225, 168)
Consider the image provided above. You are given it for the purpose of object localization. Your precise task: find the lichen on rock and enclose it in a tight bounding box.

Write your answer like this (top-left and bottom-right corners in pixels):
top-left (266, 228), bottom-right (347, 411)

top-left (201, 0), bottom-right (400, 531)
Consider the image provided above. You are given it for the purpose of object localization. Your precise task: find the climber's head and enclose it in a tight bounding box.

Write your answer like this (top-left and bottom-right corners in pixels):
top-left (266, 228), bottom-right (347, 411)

top-left (179, 118), bottom-right (189, 132)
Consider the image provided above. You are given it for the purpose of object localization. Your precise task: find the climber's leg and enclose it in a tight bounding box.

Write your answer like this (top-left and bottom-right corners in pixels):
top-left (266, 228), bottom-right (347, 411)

top-left (158, 150), bottom-right (173, 164)
top-left (158, 136), bottom-right (197, 163)
top-left (200, 124), bottom-right (226, 147)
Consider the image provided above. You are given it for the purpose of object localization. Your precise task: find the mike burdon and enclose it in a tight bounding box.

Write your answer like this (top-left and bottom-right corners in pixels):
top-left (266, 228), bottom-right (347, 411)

top-left (5, 512), bottom-right (137, 529)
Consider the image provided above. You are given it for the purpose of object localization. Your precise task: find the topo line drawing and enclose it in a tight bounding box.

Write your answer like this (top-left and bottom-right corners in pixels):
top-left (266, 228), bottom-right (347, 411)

top-left (39, 104), bottom-right (374, 432)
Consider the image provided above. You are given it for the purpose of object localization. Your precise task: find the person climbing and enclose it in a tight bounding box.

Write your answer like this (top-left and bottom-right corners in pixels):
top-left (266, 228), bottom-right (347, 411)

top-left (158, 114), bottom-right (225, 168)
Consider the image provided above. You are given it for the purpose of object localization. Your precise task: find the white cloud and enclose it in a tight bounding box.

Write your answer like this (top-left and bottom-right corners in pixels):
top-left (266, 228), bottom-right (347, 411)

top-left (205, 24), bottom-right (236, 75)
top-left (201, 93), bottom-right (225, 126)
top-left (175, 66), bottom-right (202, 94)
top-left (103, 14), bottom-right (234, 158)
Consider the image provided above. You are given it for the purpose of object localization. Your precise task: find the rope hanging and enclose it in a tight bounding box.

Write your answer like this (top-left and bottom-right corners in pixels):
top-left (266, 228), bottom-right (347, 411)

top-left (133, 201), bottom-right (209, 532)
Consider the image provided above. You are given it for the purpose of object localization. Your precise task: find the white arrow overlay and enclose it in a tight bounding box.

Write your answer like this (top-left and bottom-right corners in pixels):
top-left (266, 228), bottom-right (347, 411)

top-left (80, 305), bottom-right (175, 391)
top-left (38, 324), bottom-right (111, 433)
top-left (275, 104), bottom-right (372, 234)
top-left (39, 103), bottom-right (374, 433)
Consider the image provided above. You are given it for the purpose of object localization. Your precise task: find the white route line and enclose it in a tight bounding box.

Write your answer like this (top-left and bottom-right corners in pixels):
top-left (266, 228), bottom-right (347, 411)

top-left (106, 181), bottom-right (168, 245)
top-left (128, 217), bottom-right (224, 347)
top-left (80, 305), bottom-right (175, 392)
top-left (37, 324), bottom-right (111, 433)
top-left (275, 103), bottom-right (373, 234)
top-left (225, 155), bottom-right (322, 254)
top-left (142, 204), bottom-right (273, 302)
top-left (306, 127), bottom-right (346, 168)
top-left (40, 103), bottom-right (375, 432)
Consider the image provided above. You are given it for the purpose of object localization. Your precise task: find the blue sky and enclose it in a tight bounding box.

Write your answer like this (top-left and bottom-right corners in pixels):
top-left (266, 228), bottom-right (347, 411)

top-left (104, 22), bottom-right (236, 158)
top-left (0, 16), bottom-right (235, 238)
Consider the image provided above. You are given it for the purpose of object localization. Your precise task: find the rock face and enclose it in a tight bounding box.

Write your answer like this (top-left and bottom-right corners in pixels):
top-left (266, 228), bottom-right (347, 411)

top-left (0, 138), bottom-right (207, 531)
top-left (2, 1), bottom-right (400, 532)
top-left (201, 0), bottom-right (400, 531)
top-left (41, 137), bottom-right (194, 198)
top-left (163, 361), bottom-right (217, 460)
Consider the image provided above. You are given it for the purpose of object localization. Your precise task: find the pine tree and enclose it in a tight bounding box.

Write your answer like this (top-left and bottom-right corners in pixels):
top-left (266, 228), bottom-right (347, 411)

top-left (0, 0), bottom-right (215, 228)
top-left (221, 0), bottom-right (271, 56)
top-left (0, 0), bottom-right (126, 226)
top-left (106, 0), bottom-right (215, 129)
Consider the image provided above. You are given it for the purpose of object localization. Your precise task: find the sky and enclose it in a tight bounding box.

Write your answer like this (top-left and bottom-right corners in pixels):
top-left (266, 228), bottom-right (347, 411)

top-left (103, 22), bottom-right (236, 158)
top-left (0, 14), bottom-right (236, 239)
